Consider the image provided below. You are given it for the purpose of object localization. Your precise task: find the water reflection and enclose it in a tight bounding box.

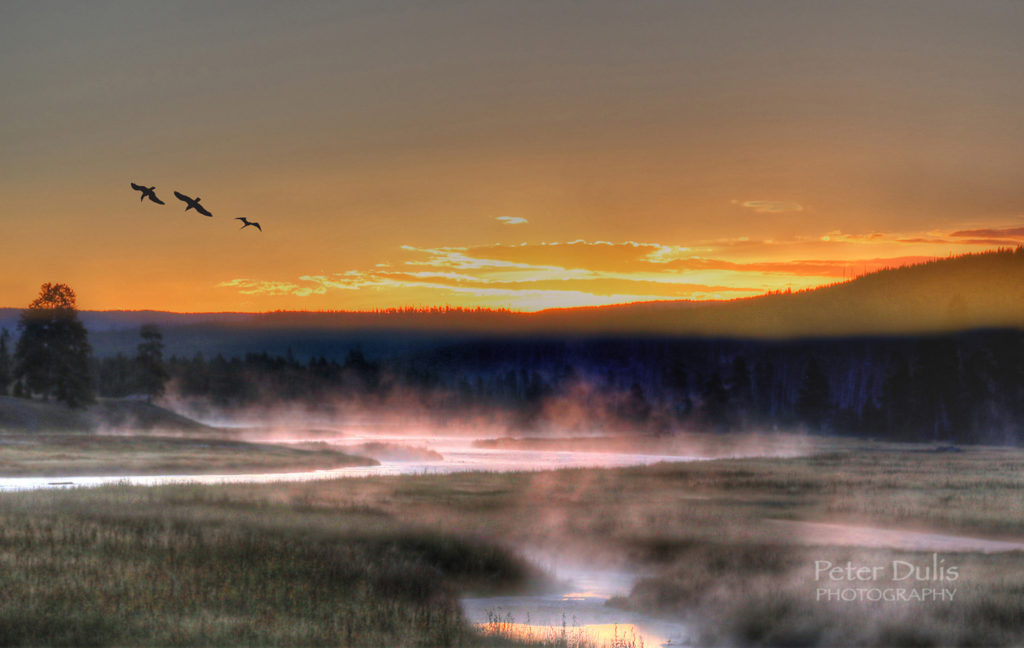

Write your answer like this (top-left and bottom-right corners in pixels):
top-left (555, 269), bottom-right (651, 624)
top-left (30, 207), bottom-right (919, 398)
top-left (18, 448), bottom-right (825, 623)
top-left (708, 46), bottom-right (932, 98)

top-left (461, 553), bottom-right (691, 647)
top-left (0, 433), bottom-right (695, 644)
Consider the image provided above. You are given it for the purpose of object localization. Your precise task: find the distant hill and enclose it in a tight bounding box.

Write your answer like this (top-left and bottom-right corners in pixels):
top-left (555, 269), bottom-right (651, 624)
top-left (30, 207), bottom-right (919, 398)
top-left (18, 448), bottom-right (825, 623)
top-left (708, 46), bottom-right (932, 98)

top-left (2, 248), bottom-right (1021, 359)
top-left (0, 309), bottom-right (252, 334)
top-left (537, 246), bottom-right (1024, 337)
top-left (0, 397), bottom-right (215, 434)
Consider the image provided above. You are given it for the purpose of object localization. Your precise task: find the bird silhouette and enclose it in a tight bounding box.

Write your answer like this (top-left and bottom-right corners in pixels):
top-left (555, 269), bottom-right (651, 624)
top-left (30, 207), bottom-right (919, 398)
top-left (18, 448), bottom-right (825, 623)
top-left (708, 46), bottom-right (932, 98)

top-left (235, 217), bottom-right (262, 232)
top-left (173, 191), bottom-right (213, 217)
top-left (130, 182), bottom-right (165, 205)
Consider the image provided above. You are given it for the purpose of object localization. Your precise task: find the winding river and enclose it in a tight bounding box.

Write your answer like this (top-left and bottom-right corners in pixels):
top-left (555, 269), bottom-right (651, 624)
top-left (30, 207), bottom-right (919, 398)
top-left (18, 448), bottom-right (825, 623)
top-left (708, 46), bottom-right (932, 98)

top-left (0, 434), bottom-right (696, 492)
top-left (6, 433), bottom-right (1017, 646)
top-left (0, 434), bottom-right (697, 646)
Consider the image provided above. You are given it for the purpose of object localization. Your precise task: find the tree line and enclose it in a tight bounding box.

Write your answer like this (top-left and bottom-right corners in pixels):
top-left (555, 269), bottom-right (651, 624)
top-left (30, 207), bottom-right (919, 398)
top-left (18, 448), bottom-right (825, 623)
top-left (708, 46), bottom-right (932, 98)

top-left (112, 331), bottom-right (1023, 446)
top-left (383, 334), bottom-right (1022, 444)
top-left (3, 283), bottom-right (1022, 446)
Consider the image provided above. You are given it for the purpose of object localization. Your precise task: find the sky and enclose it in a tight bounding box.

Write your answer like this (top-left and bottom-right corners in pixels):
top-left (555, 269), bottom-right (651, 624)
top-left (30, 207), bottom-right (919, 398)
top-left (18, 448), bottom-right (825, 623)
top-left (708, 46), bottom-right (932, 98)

top-left (2, 1), bottom-right (1023, 312)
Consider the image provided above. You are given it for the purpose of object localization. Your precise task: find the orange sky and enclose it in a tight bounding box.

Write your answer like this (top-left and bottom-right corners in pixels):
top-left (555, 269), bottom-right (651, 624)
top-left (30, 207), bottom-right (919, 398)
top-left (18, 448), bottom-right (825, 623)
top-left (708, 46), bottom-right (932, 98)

top-left (2, 2), bottom-right (1023, 312)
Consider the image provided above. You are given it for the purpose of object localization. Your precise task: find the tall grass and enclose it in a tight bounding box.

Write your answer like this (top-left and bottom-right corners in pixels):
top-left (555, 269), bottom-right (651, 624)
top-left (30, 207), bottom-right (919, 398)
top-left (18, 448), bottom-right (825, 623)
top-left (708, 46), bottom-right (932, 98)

top-left (1, 445), bottom-right (1022, 646)
top-left (609, 540), bottom-right (1024, 647)
top-left (0, 485), bottom-right (534, 646)
top-left (0, 433), bottom-right (376, 477)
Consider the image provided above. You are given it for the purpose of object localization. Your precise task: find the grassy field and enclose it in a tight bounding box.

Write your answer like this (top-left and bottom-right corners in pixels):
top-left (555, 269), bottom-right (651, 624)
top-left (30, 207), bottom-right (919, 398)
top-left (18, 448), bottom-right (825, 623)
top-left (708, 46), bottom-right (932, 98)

top-left (236, 444), bottom-right (1024, 646)
top-left (0, 441), bottom-right (1022, 646)
top-left (0, 484), bottom-right (540, 646)
top-left (0, 434), bottom-right (376, 476)
top-left (470, 430), bottom-right (821, 458)
top-left (0, 396), bottom-right (215, 435)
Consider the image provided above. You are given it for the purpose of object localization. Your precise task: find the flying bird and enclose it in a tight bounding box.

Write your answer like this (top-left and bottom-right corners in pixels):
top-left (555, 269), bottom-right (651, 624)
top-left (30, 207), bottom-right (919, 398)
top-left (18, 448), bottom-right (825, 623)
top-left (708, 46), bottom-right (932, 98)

top-left (130, 182), bottom-right (164, 205)
top-left (235, 217), bottom-right (262, 232)
top-left (174, 191), bottom-right (213, 217)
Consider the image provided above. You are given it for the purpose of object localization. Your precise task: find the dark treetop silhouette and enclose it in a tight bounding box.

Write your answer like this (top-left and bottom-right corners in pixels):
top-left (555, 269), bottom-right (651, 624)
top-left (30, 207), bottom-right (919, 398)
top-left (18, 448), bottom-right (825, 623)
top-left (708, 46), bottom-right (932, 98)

top-left (14, 283), bottom-right (94, 408)
top-left (235, 217), bottom-right (261, 232)
top-left (130, 182), bottom-right (164, 205)
top-left (173, 191), bottom-right (213, 217)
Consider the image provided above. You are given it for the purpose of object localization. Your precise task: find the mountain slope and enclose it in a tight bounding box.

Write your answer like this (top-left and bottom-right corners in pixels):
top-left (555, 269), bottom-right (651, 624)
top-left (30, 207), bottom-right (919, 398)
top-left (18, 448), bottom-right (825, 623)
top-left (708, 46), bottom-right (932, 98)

top-left (547, 247), bottom-right (1024, 337)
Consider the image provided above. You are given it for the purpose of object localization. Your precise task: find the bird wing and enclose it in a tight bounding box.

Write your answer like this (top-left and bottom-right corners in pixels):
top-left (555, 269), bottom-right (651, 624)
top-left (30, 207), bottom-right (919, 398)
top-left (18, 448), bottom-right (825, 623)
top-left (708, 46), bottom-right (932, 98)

top-left (174, 191), bottom-right (190, 202)
top-left (131, 182), bottom-right (144, 191)
top-left (195, 204), bottom-right (213, 217)
top-left (234, 217), bottom-right (244, 222)
top-left (253, 222), bottom-right (262, 231)
top-left (149, 194), bottom-right (165, 205)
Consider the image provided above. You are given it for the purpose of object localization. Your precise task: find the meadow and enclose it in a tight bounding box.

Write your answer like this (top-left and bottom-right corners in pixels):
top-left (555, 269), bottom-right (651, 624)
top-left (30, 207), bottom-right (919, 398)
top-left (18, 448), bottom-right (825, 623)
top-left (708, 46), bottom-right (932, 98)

top-left (0, 439), bottom-right (1022, 646)
top-left (0, 433), bottom-right (375, 476)
top-left (0, 483), bottom-right (536, 646)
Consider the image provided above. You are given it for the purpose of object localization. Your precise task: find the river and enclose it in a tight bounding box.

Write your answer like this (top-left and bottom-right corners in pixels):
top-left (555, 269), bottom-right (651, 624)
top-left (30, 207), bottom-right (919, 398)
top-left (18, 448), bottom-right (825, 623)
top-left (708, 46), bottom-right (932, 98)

top-left (0, 433), bottom-right (697, 646)
top-left (462, 551), bottom-right (692, 647)
top-left (0, 433), bottom-right (697, 492)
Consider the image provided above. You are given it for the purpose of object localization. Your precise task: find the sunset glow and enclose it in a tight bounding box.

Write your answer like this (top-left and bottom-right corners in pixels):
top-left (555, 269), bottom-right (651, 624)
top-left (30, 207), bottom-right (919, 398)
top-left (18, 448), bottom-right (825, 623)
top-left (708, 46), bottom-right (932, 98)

top-left (3, 2), bottom-right (1023, 312)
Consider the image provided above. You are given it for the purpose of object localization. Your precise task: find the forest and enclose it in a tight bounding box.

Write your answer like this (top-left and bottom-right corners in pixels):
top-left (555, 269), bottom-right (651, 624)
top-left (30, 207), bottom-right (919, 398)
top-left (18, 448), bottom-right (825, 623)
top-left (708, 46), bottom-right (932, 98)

top-left (88, 329), bottom-right (1024, 446)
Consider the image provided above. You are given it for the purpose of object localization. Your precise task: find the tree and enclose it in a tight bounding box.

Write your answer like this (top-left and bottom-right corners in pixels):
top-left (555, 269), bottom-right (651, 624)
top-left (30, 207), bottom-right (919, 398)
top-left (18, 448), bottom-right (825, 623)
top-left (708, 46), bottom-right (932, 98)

top-left (700, 372), bottom-right (731, 431)
top-left (910, 338), bottom-right (965, 442)
top-left (135, 324), bottom-right (169, 401)
top-left (14, 283), bottom-right (94, 408)
top-left (0, 328), bottom-right (11, 395)
top-left (797, 356), bottom-right (831, 430)
top-left (881, 352), bottom-right (912, 439)
top-left (729, 355), bottom-right (752, 422)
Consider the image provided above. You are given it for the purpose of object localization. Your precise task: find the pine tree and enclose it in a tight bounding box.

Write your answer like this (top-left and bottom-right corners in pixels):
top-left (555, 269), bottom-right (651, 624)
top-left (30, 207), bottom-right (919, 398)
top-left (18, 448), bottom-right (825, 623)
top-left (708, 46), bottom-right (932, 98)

top-left (729, 355), bottom-right (752, 421)
top-left (881, 352), bottom-right (912, 439)
top-left (135, 324), bottom-right (169, 401)
top-left (700, 372), bottom-right (731, 431)
top-left (797, 357), bottom-right (831, 430)
top-left (0, 328), bottom-right (11, 395)
top-left (14, 283), bottom-right (94, 408)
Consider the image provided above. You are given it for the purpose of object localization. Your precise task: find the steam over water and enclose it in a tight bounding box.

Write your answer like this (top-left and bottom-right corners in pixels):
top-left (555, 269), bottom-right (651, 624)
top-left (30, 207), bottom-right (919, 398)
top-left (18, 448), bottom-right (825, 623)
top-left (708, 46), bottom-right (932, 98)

top-left (0, 429), bottom-right (701, 644)
top-left (5, 427), bottom-right (1018, 646)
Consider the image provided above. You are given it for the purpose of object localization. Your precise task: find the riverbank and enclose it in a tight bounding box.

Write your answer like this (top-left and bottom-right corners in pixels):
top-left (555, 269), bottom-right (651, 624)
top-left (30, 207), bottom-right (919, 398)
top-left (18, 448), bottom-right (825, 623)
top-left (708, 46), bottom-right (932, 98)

top-left (249, 444), bottom-right (1024, 646)
top-left (0, 396), bottom-right (216, 435)
top-left (0, 433), bottom-right (376, 477)
top-left (0, 483), bottom-right (537, 646)
top-left (1, 441), bottom-right (1022, 646)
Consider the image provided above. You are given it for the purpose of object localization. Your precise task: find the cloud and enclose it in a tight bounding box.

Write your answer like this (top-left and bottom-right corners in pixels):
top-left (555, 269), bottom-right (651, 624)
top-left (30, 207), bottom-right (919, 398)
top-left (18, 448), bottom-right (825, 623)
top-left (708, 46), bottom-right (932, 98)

top-left (495, 216), bottom-right (529, 225)
top-left (949, 226), bottom-right (1024, 239)
top-left (658, 256), bottom-right (936, 278)
top-left (217, 223), bottom-right (1017, 311)
top-left (737, 200), bottom-right (803, 214)
top-left (217, 239), bottom-right (777, 309)
top-left (823, 225), bottom-right (1024, 247)
top-left (216, 278), bottom-right (327, 297)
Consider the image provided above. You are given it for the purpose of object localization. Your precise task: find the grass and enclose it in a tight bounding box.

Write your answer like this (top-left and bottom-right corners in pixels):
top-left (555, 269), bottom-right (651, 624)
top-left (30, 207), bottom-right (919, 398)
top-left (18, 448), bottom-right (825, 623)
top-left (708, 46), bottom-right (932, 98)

top-left (0, 433), bottom-right (376, 476)
top-left (0, 438), bottom-right (1022, 645)
top-left (608, 541), bottom-right (1024, 647)
top-left (236, 443), bottom-right (1024, 646)
top-left (0, 484), bottom-right (537, 646)
top-left (0, 396), bottom-right (215, 435)
top-left (471, 430), bottom-right (820, 458)
top-left (477, 611), bottom-right (649, 648)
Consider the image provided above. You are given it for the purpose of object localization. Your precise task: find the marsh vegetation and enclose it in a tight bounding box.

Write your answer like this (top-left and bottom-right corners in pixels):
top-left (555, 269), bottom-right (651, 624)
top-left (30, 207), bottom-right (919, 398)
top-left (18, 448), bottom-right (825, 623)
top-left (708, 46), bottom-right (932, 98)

top-left (0, 433), bottom-right (376, 477)
top-left (0, 440), bottom-right (1021, 646)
